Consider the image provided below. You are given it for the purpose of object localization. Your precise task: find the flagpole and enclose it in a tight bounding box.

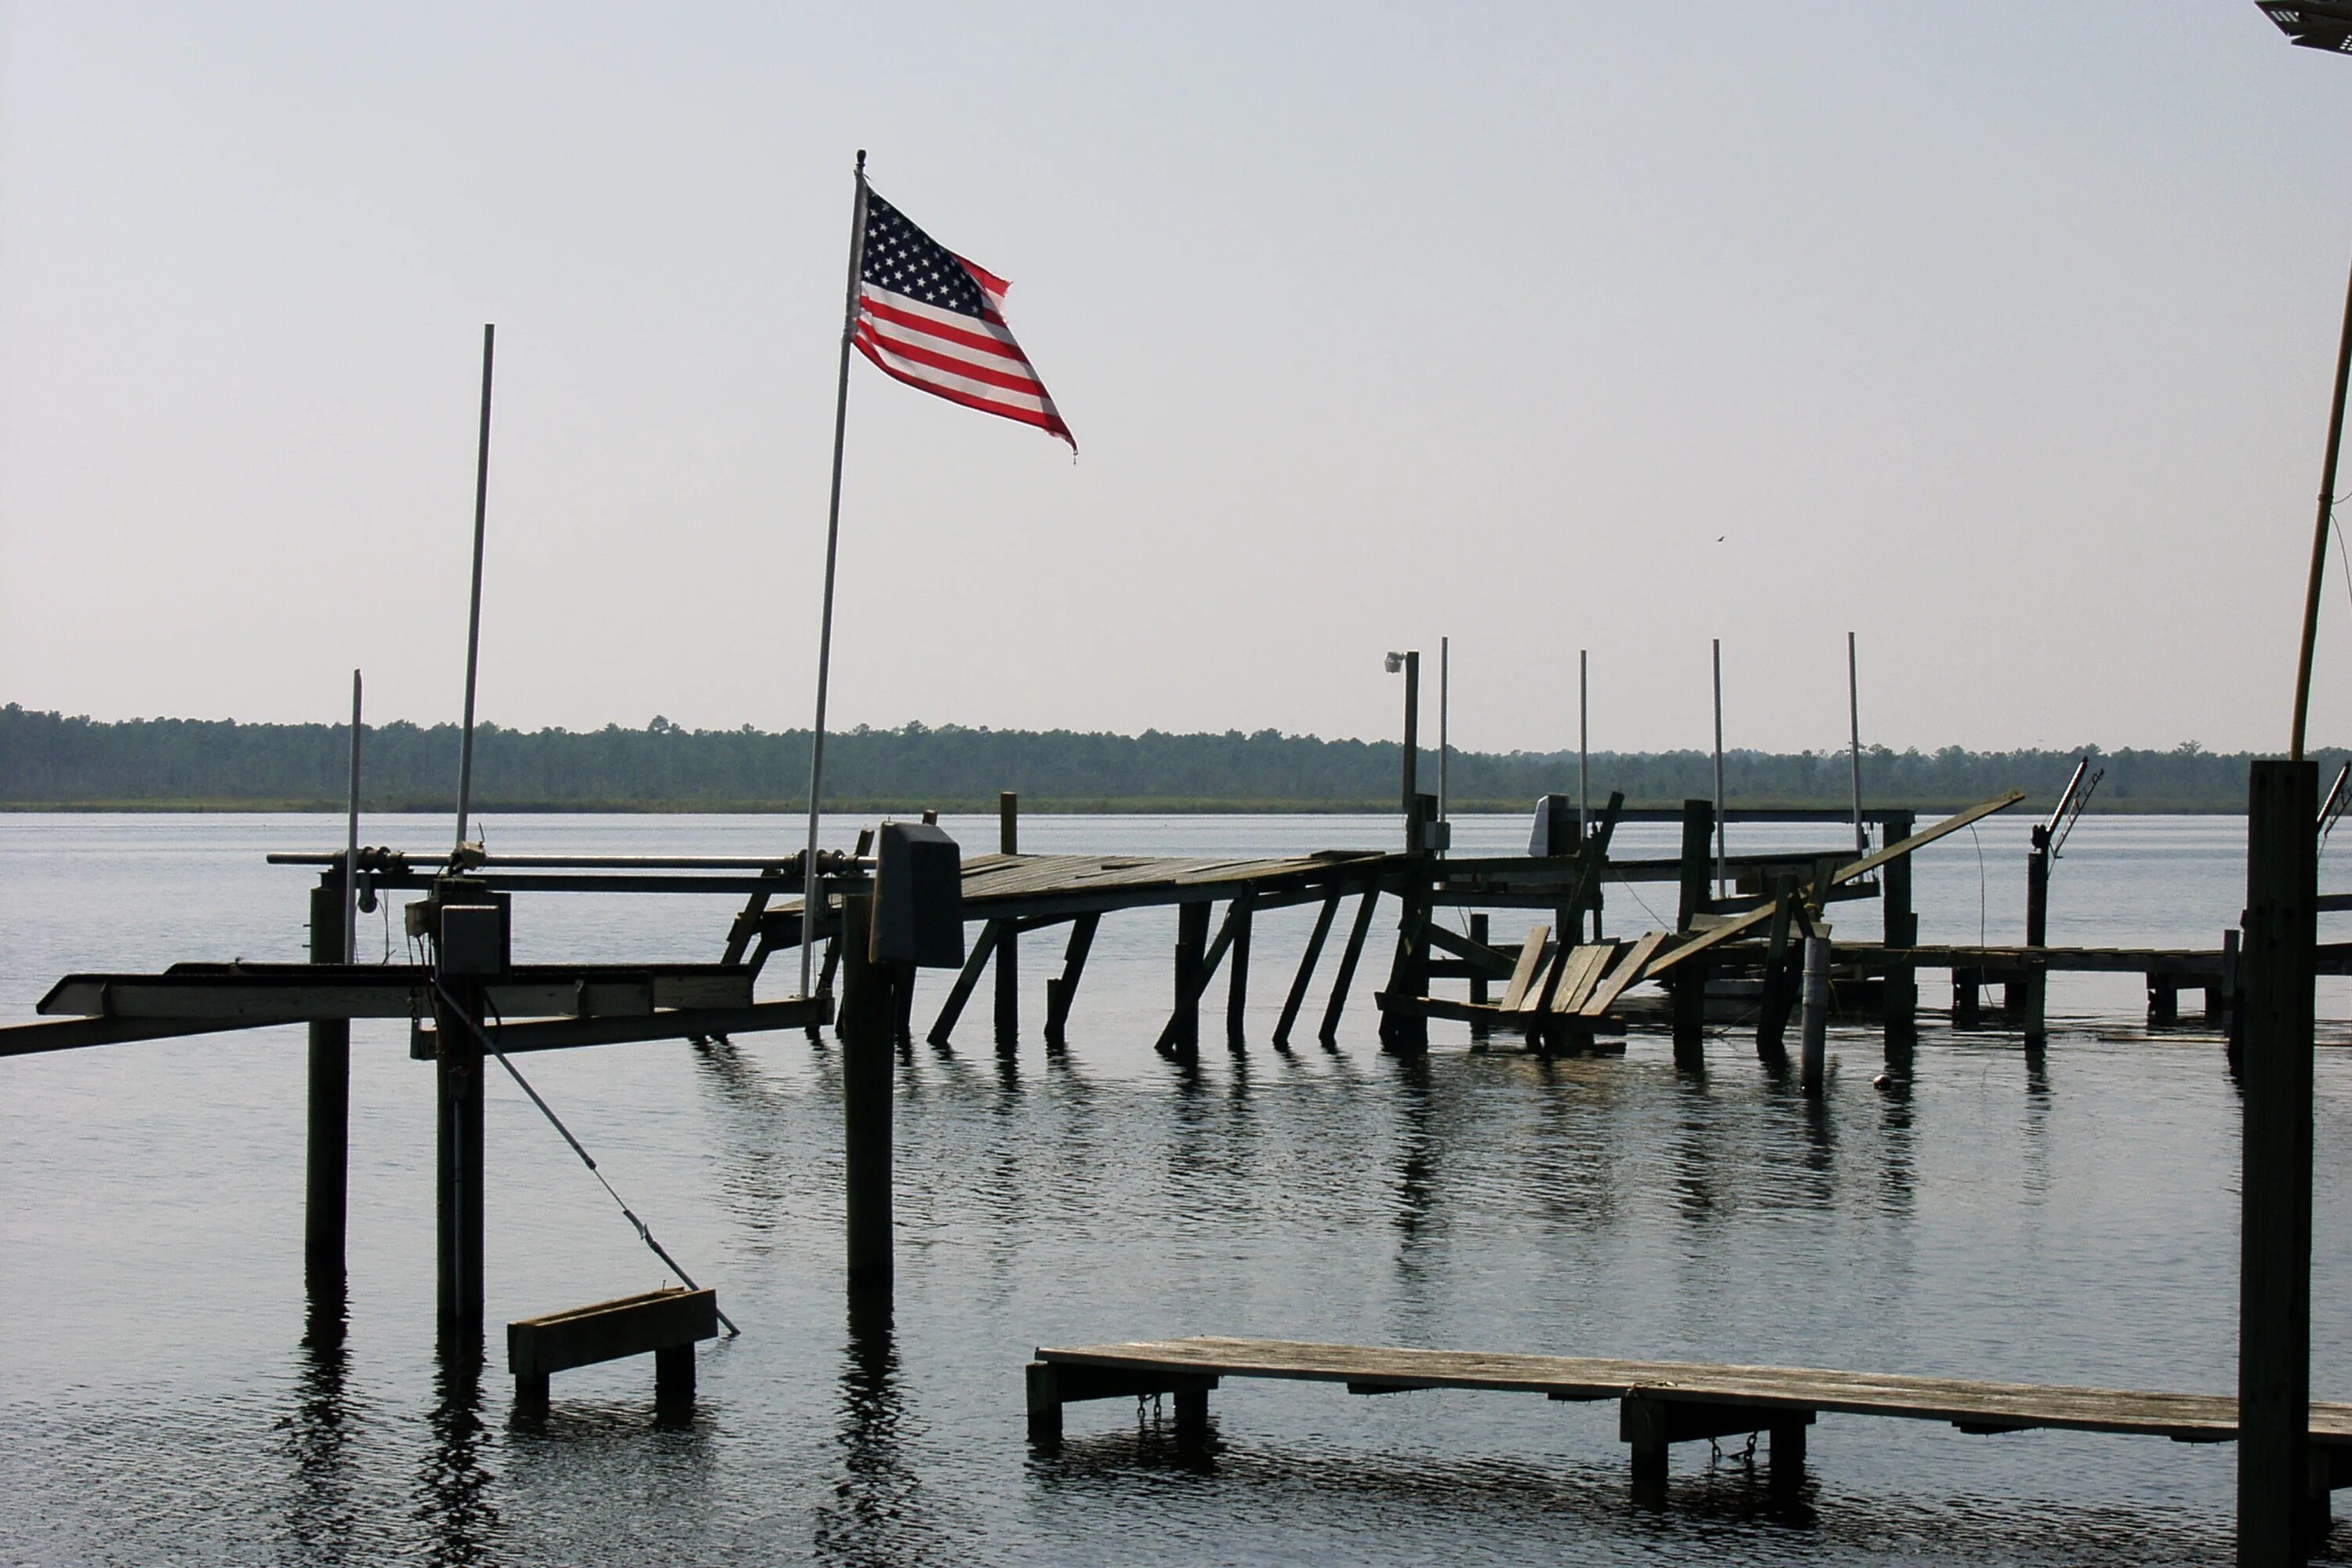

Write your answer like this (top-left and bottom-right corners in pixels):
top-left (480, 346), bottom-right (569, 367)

top-left (2289, 250), bottom-right (2352, 761)
top-left (453, 324), bottom-right (495, 855)
top-left (803, 151), bottom-right (870, 1000)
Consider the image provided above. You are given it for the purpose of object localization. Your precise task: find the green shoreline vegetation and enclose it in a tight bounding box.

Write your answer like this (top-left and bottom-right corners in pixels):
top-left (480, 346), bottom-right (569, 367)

top-left (3, 703), bottom-right (2332, 816)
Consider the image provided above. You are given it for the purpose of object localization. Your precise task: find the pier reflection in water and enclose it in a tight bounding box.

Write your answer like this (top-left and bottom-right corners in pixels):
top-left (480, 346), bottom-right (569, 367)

top-left (1, 813), bottom-right (2347, 1565)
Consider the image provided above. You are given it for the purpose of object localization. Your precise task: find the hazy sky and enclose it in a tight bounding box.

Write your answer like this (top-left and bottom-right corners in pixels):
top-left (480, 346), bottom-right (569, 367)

top-left (5, 3), bottom-right (2351, 755)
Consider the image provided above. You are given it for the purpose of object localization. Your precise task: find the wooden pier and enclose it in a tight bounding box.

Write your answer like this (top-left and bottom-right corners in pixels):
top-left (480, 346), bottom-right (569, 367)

top-left (1025, 1336), bottom-right (2352, 1519)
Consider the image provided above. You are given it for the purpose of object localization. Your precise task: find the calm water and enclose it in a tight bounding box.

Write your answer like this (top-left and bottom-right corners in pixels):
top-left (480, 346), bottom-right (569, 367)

top-left (2, 811), bottom-right (2347, 1566)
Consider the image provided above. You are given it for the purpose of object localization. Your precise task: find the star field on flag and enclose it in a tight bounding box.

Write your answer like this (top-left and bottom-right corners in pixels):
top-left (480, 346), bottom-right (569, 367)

top-left (852, 189), bottom-right (1075, 450)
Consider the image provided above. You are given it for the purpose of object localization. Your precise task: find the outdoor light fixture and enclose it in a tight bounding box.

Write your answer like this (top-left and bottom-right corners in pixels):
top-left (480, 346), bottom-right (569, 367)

top-left (1385, 652), bottom-right (1406, 673)
top-left (2259, 1), bottom-right (2352, 52)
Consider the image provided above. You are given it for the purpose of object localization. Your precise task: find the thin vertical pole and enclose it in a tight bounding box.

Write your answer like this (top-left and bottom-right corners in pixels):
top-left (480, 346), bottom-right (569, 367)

top-left (1578, 649), bottom-right (1589, 839)
top-left (1437, 636), bottom-right (1449, 848)
top-left (1401, 652), bottom-right (1420, 851)
top-left (452, 325), bottom-right (495, 854)
top-left (2288, 251), bottom-right (2352, 762)
top-left (345, 670), bottom-right (362, 964)
top-left (1711, 638), bottom-right (1726, 897)
top-left (1847, 632), bottom-right (1866, 862)
top-left (802, 150), bottom-right (872, 999)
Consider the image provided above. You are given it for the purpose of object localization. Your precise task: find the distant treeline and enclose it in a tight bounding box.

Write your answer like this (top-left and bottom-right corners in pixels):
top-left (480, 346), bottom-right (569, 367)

top-left (1, 703), bottom-right (2332, 814)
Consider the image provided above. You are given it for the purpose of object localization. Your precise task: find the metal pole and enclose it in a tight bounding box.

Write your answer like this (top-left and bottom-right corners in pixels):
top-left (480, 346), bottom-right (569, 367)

top-left (1402, 652), bottom-right (1420, 852)
top-left (2289, 250), bottom-right (2352, 762)
top-left (802, 150), bottom-right (871, 1000)
top-left (1847, 631), bottom-right (1866, 862)
top-left (452, 325), bottom-right (495, 854)
top-left (1437, 636), bottom-right (1448, 851)
top-left (345, 670), bottom-right (362, 964)
top-left (1578, 649), bottom-right (1589, 839)
top-left (1712, 638), bottom-right (1726, 896)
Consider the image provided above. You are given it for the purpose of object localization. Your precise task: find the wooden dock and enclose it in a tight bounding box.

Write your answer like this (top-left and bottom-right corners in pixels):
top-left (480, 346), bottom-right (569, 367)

top-left (1025, 1336), bottom-right (2352, 1513)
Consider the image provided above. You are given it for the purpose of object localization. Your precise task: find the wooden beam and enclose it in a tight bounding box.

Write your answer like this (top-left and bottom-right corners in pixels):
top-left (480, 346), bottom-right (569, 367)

top-left (1272, 892), bottom-right (1341, 1047)
top-left (926, 920), bottom-right (1002, 1048)
top-left (1319, 888), bottom-right (1381, 1045)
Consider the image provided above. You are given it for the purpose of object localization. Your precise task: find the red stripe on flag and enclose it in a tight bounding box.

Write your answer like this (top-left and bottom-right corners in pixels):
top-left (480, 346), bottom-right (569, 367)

top-left (856, 337), bottom-right (1072, 440)
top-left (857, 294), bottom-right (1029, 364)
top-left (856, 321), bottom-right (1049, 397)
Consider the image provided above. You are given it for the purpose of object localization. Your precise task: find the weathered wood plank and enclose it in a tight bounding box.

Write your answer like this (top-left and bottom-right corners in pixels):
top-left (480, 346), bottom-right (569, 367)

top-left (1497, 924), bottom-right (1552, 1011)
top-left (1553, 941), bottom-right (1621, 1015)
top-left (509, 1287), bottom-right (717, 1379)
top-left (1033, 1338), bottom-right (2352, 1446)
top-left (1581, 931), bottom-right (1668, 1018)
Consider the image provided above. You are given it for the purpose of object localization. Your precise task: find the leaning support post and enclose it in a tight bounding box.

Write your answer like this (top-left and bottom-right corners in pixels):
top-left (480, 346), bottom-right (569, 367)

top-left (1799, 934), bottom-right (1831, 1094)
top-left (1320, 886), bottom-right (1381, 1046)
top-left (840, 894), bottom-right (895, 1288)
top-left (995, 793), bottom-right (1018, 1051)
top-left (1671, 799), bottom-right (1714, 1073)
top-left (926, 920), bottom-right (1001, 1048)
top-left (1274, 891), bottom-right (1341, 1047)
top-left (305, 879), bottom-right (350, 1287)
top-left (2238, 759), bottom-right (2317, 1566)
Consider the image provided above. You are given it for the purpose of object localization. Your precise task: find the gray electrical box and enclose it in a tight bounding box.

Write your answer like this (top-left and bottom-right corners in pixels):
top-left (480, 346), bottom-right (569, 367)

top-left (871, 821), bottom-right (963, 967)
top-left (437, 901), bottom-right (510, 977)
top-left (1528, 795), bottom-right (1578, 857)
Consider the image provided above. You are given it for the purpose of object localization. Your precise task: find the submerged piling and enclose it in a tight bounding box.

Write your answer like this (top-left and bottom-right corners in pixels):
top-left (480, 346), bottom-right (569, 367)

top-left (305, 878), bottom-right (349, 1287)
top-left (840, 894), bottom-right (894, 1287)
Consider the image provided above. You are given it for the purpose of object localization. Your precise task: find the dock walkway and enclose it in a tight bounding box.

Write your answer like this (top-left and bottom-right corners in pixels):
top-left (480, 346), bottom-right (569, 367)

top-left (1026, 1336), bottom-right (2352, 1511)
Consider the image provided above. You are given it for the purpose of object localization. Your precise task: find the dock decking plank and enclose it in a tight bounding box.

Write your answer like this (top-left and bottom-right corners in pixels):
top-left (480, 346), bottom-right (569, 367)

top-left (1033, 1336), bottom-right (2352, 1446)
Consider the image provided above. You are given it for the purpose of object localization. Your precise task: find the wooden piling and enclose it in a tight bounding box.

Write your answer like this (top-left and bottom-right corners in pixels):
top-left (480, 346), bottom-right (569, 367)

top-left (1881, 809), bottom-right (1918, 1055)
top-left (1044, 913), bottom-right (1098, 1048)
top-left (432, 978), bottom-right (485, 1338)
top-left (1274, 892), bottom-right (1341, 1047)
top-left (305, 879), bottom-right (350, 1287)
top-left (1467, 912), bottom-right (1491, 1042)
top-left (2238, 759), bottom-right (2317, 1566)
top-left (1799, 935), bottom-right (1831, 1094)
top-left (1377, 891), bottom-right (1432, 1055)
top-left (1672, 800), bottom-right (1712, 1072)
top-left (2024, 826), bottom-right (2050, 1044)
top-left (840, 894), bottom-right (894, 1287)
top-left (1226, 894), bottom-right (1254, 1052)
top-left (1755, 886), bottom-right (1796, 1062)
top-left (995, 793), bottom-right (1018, 1051)
top-left (1170, 901), bottom-right (1210, 1058)
top-left (1320, 888), bottom-right (1380, 1046)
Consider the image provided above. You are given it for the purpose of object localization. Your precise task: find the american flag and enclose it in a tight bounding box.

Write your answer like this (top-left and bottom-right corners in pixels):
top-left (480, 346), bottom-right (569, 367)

top-left (853, 188), bottom-right (1074, 450)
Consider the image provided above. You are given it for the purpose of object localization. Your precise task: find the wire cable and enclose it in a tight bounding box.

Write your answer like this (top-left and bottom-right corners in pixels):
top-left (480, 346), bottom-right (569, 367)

top-left (429, 975), bottom-right (740, 1337)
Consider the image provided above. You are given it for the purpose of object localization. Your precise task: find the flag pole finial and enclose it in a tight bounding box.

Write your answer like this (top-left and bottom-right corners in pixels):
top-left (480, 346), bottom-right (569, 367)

top-left (855, 148), bottom-right (866, 176)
